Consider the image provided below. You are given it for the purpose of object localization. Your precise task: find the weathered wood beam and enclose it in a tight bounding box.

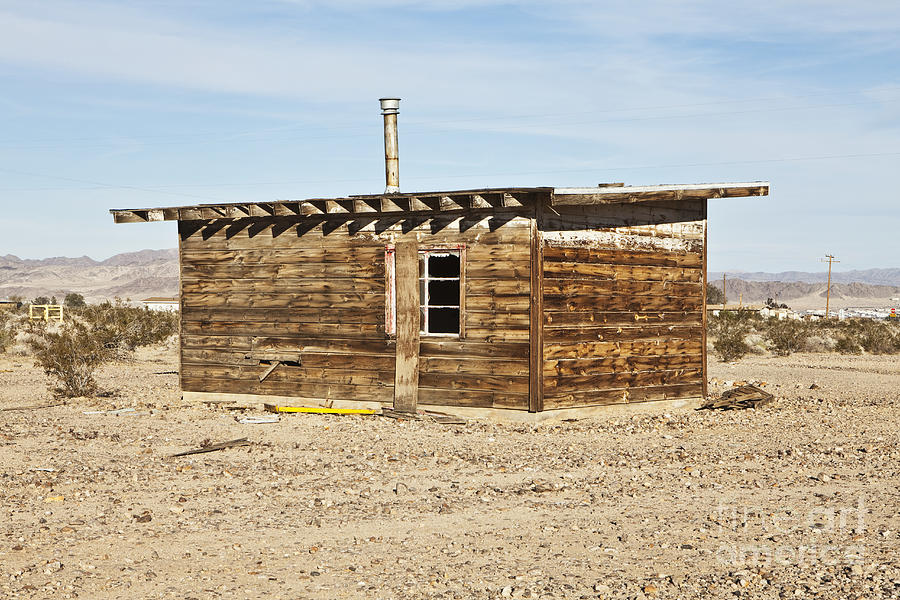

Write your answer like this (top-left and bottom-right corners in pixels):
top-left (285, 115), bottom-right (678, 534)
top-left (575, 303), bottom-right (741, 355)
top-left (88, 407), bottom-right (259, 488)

top-left (393, 240), bottom-right (420, 413)
top-left (553, 183), bottom-right (769, 206)
top-left (109, 184), bottom-right (765, 224)
top-left (528, 198), bottom-right (545, 413)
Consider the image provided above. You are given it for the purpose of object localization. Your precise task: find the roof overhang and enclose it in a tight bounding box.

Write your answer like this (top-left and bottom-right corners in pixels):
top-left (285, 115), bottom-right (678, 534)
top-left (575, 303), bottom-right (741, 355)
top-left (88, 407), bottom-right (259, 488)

top-left (551, 182), bottom-right (769, 206)
top-left (110, 182), bottom-right (768, 224)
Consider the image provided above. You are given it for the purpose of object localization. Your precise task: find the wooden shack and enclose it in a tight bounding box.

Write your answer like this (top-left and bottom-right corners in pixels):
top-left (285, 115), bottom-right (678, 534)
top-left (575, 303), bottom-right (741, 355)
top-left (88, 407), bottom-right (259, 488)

top-left (111, 181), bottom-right (768, 417)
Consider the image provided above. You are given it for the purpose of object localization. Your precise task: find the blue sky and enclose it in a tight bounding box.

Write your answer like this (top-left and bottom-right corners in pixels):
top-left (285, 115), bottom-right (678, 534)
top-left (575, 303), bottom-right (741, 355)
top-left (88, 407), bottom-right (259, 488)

top-left (0, 0), bottom-right (898, 272)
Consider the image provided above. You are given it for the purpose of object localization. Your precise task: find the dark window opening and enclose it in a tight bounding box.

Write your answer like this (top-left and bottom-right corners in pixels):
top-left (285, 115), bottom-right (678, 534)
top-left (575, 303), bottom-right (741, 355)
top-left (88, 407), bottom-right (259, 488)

top-left (419, 250), bottom-right (461, 335)
top-left (428, 307), bottom-right (460, 333)
top-left (428, 253), bottom-right (460, 278)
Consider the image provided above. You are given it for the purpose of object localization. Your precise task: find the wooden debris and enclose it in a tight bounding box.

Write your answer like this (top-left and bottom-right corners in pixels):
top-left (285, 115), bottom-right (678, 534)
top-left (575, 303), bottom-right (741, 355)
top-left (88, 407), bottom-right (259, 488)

top-left (171, 438), bottom-right (250, 457)
top-left (380, 408), bottom-right (467, 424)
top-left (700, 384), bottom-right (774, 410)
top-left (236, 415), bottom-right (280, 424)
top-left (1, 402), bottom-right (64, 412)
top-left (258, 361), bottom-right (280, 382)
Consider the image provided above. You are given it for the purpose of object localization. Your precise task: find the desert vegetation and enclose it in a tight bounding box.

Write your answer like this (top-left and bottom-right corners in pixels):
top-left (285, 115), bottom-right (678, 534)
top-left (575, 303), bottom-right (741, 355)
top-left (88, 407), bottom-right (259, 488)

top-left (708, 310), bottom-right (900, 361)
top-left (0, 298), bottom-right (177, 397)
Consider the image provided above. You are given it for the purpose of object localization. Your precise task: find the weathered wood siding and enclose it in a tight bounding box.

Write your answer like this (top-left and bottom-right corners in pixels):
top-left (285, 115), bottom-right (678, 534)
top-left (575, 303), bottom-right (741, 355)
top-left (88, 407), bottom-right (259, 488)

top-left (178, 207), bottom-right (535, 410)
top-left (541, 199), bottom-right (706, 409)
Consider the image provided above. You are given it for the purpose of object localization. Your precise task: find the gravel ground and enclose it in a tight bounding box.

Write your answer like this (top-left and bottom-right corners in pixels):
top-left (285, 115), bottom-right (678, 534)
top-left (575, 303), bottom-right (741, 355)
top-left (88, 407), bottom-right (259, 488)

top-left (1, 345), bottom-right (899, 599)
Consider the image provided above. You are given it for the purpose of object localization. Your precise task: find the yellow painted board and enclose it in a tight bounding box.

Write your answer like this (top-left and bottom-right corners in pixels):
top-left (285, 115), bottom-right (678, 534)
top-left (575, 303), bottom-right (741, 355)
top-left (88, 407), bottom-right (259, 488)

top-left (264, 404), bottom-right (377, 415)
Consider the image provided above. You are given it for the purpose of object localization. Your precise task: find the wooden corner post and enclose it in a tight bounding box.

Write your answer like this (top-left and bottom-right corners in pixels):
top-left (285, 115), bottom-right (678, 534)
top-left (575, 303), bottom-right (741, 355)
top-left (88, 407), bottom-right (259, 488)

top-left (393, 239), bottom-right (420, 412)
top-left (701, 201), bottom-right (709, 400)
top-left (528, 195), bottom-right (545, 413)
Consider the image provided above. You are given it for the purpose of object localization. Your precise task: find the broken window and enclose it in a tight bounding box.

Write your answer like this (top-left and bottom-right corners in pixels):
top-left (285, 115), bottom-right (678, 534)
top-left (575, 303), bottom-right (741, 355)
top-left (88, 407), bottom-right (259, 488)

top-left (386, 246), bottom-right (464, 337)
top-left (419, 251), bottom-right (460, 334)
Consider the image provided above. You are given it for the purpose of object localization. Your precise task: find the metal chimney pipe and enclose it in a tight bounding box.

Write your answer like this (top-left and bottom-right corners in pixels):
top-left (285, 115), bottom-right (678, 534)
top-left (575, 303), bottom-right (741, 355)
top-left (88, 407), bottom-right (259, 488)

top-left (379, 98), bottom-right (400, 193)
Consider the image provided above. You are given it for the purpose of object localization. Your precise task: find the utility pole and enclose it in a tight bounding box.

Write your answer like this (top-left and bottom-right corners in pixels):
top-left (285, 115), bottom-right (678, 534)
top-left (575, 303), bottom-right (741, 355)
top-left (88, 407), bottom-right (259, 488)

top-left (722, 273), bottom-right (727, 307)
top-left (820, 254), bottom-right (840, 318)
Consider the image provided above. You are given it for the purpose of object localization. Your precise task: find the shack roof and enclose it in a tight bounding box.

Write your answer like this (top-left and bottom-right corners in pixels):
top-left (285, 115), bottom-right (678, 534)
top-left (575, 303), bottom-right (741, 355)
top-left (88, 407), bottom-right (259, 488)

top-left (110, 181), bottom-right (768, 224)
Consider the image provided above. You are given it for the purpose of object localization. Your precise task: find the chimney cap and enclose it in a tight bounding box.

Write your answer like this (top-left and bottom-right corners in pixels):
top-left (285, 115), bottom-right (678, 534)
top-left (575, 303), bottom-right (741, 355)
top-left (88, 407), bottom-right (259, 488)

top-left (379, 98), bottom-right (400, 115)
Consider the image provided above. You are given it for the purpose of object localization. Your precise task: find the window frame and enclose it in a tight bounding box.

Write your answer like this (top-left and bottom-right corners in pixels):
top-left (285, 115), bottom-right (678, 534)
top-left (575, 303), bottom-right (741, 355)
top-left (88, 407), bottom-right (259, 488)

top-left (385, 243), bottom-right (466, 339)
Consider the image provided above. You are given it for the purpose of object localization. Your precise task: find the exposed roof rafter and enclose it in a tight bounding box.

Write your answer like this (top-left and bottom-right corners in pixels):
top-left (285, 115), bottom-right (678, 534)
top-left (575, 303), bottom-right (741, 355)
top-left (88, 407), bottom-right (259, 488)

top-left (109, 182), bottom-right (769, 224)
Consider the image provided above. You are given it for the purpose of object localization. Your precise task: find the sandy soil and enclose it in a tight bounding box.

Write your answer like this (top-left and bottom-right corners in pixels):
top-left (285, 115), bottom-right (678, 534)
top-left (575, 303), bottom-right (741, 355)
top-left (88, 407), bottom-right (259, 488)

top-left (1, 345), bottom-right (899, 599)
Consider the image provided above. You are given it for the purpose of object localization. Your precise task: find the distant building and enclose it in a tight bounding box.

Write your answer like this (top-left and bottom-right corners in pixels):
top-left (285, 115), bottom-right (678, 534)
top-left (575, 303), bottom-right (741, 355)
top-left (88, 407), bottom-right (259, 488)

top-left (142, 297), bottom-right (179, 312)
top-left (0, 299), bottom-right (20, 310)
top-left (759, 306), bottom-right (797, 320)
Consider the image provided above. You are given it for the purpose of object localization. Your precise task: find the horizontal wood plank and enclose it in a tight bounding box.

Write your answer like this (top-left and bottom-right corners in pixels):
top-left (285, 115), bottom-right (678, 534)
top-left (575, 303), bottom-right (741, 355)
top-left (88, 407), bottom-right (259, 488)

top-left (543, 339), bottom-right (702, 360)
top-left (542, 246), bottom-right (701, 268)
top-left (182, 292), bottom-right (383, 310)
top-left (419, 340), bottom-right (529, 359)
top-left (182, 320), bottom-right (383, 338)
top-left (544, 310), bottom-right (701, 327)
top-left (543, 383), bottom-right (703, 409)
top-left (182, 263), bottom-right (384, 280)
top-left (182, 278), bottom-right (384, 295)
top-left (543, 261), bottom-right (701, 283)
top-left (544, 368), bottom-right (703, 394)
top-left (542, 279), bottom-right (700, 297)
top-left (182, 363), bottom-right (393, 386)
top-left (419, 356), bottom-right (529, 377)
top-left (181, 247), bottom-right (385, 265)
top-left (183, 307), bottom-right (385, 325)
top-left (418, 373), bottom-right (529, 394)
top-left (417, 388), bottom-right (528, 410)
top-left (544, 294), bottom-right (703, 312)
top-left (543, 354), bottom-right (702, 377)
top-left (182, 376), bottom-right (394, 402)
top-left (543, 325), bottom-right (703, 343)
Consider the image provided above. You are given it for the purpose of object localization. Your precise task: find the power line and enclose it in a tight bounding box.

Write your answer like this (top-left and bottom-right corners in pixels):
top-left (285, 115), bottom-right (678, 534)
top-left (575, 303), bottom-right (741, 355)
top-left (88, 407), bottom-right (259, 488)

top-left (0, 167), bottom-right (232, 202)
top-left (0, 150), bottom-right (898, 194)
top-left (0, 86), bottom-right (899, 150)
top-left (820, 254), bottom-right (841, 318)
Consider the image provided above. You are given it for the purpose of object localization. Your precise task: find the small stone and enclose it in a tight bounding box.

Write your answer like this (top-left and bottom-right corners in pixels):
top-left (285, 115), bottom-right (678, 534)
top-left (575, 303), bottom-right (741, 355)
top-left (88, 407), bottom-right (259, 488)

top-left (501, 585), bottom-right (513, 597)
top-left (644, 583), bottom-right (658, 595)
top-left (43, 561), bottom-right (63, 574)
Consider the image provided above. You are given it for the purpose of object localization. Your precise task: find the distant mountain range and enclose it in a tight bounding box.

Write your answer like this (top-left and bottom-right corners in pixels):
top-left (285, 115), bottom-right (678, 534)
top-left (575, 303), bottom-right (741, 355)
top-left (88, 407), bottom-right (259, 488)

top-left (708, 279), bottom-right (900, 310)
top-left (1, 249), bottom-right (897, 310)
top-left (0, 249), bottom-right (178, 303)
top-left (710, 268), bottom-right (900, 287)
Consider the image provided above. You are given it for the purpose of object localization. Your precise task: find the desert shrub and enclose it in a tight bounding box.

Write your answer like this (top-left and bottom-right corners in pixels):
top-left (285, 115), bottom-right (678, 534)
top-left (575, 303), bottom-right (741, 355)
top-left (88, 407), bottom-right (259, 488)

top-left (26, 299), bottom-right (178, 397)
top-left (764, 318), bottom-right (809, 356)
top-left (834, 335), bottom-right (862, 354)
top-left (0, 312), bottom-right (18, 353)
top-left (706, 283), bottom-right (724, 305)
top-left (79, 299), bottom-right (178, 357)
top-left (710, 311), bottom-right (752, 361)
top-left (28, 321), bottom-right (110, 397)
top-left (826, 319), bottom-right (899, 355)
top-left (32, 296), bottom-right (51, 306)
top-left (64, 293), bottom-right (86, 309)
top-left (804, 334), bottom-right (832, 353)
top-left (858, 321), bottom-right (898, 354)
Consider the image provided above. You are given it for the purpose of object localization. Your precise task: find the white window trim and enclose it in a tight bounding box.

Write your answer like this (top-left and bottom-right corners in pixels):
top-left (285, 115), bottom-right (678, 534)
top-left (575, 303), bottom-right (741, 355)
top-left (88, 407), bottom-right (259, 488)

top-left (385, 244), bottom-right (466, 338)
